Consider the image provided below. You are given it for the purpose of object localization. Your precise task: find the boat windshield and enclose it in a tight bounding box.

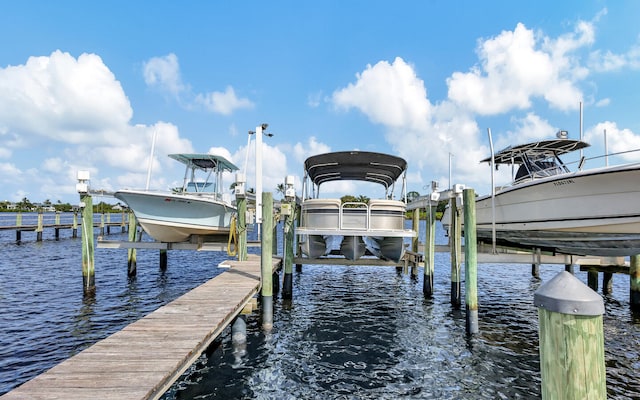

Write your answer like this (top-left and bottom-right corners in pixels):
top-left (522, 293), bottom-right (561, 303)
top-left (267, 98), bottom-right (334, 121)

top-left (514, 154), bottom-right (567, 183)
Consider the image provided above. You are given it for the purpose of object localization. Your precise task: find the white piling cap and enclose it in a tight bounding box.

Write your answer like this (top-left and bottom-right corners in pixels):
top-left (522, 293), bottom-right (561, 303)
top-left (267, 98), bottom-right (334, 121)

top-left (534, 271), bottom-right (604, 316)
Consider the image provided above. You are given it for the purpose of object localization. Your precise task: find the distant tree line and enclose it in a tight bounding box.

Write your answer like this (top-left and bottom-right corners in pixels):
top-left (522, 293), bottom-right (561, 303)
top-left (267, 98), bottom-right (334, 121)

top-left (0, 197), bottom-right (123, 213)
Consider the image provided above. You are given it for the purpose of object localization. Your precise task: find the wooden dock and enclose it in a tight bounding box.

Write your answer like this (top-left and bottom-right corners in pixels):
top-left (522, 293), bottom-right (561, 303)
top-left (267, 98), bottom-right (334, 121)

top-left (1, 256), bottom-right (280, 400)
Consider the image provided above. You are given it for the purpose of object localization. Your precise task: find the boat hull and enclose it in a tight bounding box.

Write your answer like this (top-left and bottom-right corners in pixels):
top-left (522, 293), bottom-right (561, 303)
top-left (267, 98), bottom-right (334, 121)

top-left (447, 164), bottom-right (640, 256)
top-left (114, 190), bottom-right (235, 242)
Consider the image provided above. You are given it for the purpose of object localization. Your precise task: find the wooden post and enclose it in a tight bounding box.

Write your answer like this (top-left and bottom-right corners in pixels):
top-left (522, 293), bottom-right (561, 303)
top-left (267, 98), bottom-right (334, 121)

top-left (100, 212), bottom-right (105, 236)
top-left (463, 189), bottom-right (478, 334)
top-left (450, 196), bottom-right (461, 308)
top-left (423, 204), bottom-right (436, 298)
top-left (565, 264), bottom-right (574, 274)
top-left (80, 194), bottom-right (95, 294)
top-left (587, 270), bottom-right (599, 292)
top-left (631, 255), bottom-right (640, 310)
top-left (106, 213), bottom-right (111, 235)
top-left (261, 192), bottom-right (274, 331)
top-left (16, 212), bottom-right (22, 243)
top-left (159, 249), bottom-right (168, 271)
top-left (411, 208), bottom-right (420, 277)
top-left (295, 203), bottom-right (302, 273)
top-left (532, 248), bottom-right (541, 278)
top-left (602, 272), bottom-right (613, 295)
top-left (535, 271), bottom-right (606, 399)
top-left (237, 196), bottom-right (248, 262)
top-left (36, 211), bottom-right (43, 241)
top-left (72, 210), bottom-right (78, 238)
top-left (282, 201), bottom-right (295, 299)
top-left (127, 212), bottom-right (137, 276)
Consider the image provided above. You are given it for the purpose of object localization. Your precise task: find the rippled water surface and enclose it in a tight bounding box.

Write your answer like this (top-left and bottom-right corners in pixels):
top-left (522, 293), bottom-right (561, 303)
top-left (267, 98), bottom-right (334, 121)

top-left (1, 217), bottom-right (639, 399)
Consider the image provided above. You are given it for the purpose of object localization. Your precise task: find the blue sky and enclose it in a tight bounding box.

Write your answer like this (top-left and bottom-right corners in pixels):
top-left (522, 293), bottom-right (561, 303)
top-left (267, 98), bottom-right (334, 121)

top-left (0, 1), bottom-right (639, 204)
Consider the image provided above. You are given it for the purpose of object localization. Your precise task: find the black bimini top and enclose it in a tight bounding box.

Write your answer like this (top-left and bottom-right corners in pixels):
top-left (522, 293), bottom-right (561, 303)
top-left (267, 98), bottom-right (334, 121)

top-left (481, 139), bottom-right (590, 165)
top-left (304, 151), bottom-right (407, 189)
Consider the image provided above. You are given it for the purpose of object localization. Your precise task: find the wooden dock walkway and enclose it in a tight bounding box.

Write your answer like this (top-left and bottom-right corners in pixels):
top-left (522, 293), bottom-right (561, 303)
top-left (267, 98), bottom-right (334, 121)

top-left (1, 256), bottom-right (280, 400)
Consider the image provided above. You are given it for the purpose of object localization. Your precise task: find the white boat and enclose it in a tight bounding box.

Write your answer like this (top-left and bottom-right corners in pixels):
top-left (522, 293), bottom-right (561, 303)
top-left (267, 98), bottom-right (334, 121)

top-left (297, 151), bottom-right (417, 262)
top-left (442, 134), bottom-right (640, 256)
top-left (115, 153), bottom-right (239, 242)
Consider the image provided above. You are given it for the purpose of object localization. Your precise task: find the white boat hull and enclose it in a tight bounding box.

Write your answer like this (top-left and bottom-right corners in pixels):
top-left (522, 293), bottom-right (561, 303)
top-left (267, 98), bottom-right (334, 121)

top-left (449, 163), bottom-right (640, 256)
top-left (114, 190), bottom-right (235, 242)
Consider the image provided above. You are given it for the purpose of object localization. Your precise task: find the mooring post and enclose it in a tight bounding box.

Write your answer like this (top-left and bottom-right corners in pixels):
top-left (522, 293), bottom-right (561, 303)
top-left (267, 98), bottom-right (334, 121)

top-left (411, 208), bottom-right (420, 277)
top-left (36, 211), bottom-right (43, 241)
top-left (127, 211), bottom-right (137, 276)
top-left (450, 188), bottom-right (462, 308)
top-left (282, 176), bottom-right (296, 299)
top-left (532, 248), bottom-right (541, 278)
top-left (534, 271), bottom-right (606, 399)
top-left (282, 202), bottom-right (295, 298)
top-left (631, 255), bottom-right (640, 310)
top-left (72, 210), bottom-right (78, 238)
top-left (602, 272), bottom-right (613, 295)
top-left (77, 171), bottom-right (95, 294)
top-left (54, 211), bottom-right (61, 240)
top-left (423, 203), bottom-right (437, 298)
top-left (15, 212), bottom-right (22, 243)
top-left (159, 249), bottom-right (168, 271)
top-left (587, 270), bottom-right (599, 292)
top-left (295, 202), bottom-right (303, 272)
top-left (463, 189), bottom-right (479, 334)
top-left (261, 192), bottom-right (274, 331)
top-left (235, 173), bottom-right (248, 261)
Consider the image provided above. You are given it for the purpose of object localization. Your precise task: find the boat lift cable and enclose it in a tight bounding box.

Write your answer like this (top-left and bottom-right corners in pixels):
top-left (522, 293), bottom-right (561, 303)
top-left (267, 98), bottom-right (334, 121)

top-left (487, 128), bottom-right (497, 254)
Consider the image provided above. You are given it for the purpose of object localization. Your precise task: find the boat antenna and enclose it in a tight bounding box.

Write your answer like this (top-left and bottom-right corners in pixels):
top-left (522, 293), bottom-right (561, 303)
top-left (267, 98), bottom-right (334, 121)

top-left (604, 128), bottom-right (609, 167)
top-left (579, 101), bottom-right (583, 160)
top-left (145, 127), bottom-right (158, 191)
top-left (487, 128), bottom-right (496, 254)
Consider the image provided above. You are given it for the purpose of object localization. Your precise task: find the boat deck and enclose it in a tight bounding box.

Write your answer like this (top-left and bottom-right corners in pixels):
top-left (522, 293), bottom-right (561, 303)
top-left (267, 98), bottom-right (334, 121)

top-left (1, 256), bottom-right (280, 400)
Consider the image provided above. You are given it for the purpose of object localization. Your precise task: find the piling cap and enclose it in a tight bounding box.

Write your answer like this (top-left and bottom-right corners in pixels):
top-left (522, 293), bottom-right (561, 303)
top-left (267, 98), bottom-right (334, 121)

top-left (534, 271), bottom-right (604, 316)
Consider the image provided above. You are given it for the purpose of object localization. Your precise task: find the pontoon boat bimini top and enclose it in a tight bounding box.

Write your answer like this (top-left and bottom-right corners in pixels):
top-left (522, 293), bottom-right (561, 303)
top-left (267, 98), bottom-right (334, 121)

top-left (304, 151), bottom-right (407, 189)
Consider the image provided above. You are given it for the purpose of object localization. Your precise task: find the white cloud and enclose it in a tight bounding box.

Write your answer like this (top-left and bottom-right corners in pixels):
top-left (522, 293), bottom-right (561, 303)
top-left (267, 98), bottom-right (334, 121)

top-left (332, 57), bottom-right (431, 131)
top-left (0, 50), bottom-right (133, 145)
top-left (195, 86), bottom-right (254, 115)
top-left (447, 21), bottom-right (591, 114)
top-left (293, 136), bottom-right (331, 164)
top-left (143, 53), bottom-right (186, 95)
top-left (585, 122), bottom-right (640, 162)
top-left (589, 43), bottom-right (640, 72)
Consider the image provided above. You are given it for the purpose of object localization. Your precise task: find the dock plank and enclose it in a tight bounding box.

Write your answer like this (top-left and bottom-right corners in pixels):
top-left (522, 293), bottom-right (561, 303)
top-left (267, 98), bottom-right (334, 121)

top-left (2, 258), bottom-right (280, 400)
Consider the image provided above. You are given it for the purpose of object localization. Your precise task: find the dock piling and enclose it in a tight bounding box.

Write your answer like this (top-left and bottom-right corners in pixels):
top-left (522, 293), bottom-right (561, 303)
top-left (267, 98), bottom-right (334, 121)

top-left (423, 187), bottom-right (438, 298)
top-left (36, 211), bottom-right (43, 241)
top-left (534, 271), bottom-right (606, 399)
top-left (127, 212), bottom-right (137, 276)
top-left (631, 255), bottom-right (640, 310)
top-left (77, 171), bottom-right (95, 294)
top-left (463, 188), bottom-right (478, 334)
top-left (449, 187), bottom-right (462, 308)
top-left (282, 200), bottom-right (295, 299)
top-left (261, 192), bottom-right (274, 331)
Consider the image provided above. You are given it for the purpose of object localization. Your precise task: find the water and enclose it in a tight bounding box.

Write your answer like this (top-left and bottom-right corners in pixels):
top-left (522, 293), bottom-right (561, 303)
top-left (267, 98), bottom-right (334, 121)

top-left (1, 219), bottom-right (639, 398)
